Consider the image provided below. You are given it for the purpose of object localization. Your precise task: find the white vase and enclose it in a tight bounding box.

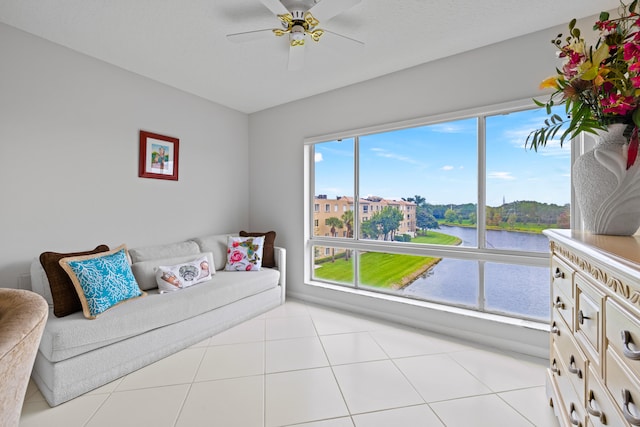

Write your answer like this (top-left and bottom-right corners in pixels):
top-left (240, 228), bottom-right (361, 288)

top-left (573, 123), bottom-right (640, 235)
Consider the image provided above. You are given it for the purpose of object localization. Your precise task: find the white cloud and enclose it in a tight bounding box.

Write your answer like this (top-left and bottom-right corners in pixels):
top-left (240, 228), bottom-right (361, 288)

top-left (371, 147), bottom-right (421, 165)
top-left (488, 171), bottom-right (516, 180)
top-left (441, 165), bottom-right (454, 171)
top-left (430, 123), bottom-right (465, 134)
top-left (315, 153), bottom-right (323, 162)
top-left (502, 119), bottom-right (570, 158)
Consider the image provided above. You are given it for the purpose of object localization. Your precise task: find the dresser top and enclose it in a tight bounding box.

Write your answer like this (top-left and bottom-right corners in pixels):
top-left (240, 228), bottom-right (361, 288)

top-left (544, 229), bottom-right (640, 274)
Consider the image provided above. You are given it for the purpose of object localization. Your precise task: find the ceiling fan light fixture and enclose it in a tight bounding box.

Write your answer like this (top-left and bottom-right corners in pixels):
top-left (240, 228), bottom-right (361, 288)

top-left (290, 25), bottom-right (306, 46)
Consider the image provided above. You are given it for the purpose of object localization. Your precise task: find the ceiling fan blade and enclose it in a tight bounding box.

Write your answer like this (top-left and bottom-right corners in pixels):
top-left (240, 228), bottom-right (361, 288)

top-left (260, 0), bottom-right (290, 17)
top-left (308, 0), bottom-right (361, 23)
top-left (321, 29), bottom-right (364, 50)
top-left (226, 29), bottom-right (274, 43)
top-left (288, 43), bottom-right (305, 71)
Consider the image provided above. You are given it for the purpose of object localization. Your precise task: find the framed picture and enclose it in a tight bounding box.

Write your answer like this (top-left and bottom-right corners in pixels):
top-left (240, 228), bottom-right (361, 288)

top-left (138, 130), bottom-right (179, 181)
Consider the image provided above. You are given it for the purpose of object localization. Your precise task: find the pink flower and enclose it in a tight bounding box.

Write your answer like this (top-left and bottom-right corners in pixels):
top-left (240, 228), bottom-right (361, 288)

top-left (624, 42), bottom-right (640, 61)
top-left (632, 75), bottom-right (640, 88)
top-left (230, 250), bottom-right (243, 263)
top-left (601, 94), bottom-right (636, 115)
top-left (245, 264), bottom-right (253, 271)
top-left (232, 241), bottom-right (240, 247)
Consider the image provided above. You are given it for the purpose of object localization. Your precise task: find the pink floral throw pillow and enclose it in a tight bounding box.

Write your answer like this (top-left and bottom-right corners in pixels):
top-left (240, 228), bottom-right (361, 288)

top-left (225, 236), bottom-right (265, 271)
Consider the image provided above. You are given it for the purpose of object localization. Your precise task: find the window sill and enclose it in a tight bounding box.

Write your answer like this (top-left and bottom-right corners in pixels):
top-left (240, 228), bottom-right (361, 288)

top-left (296, 280), bottom-right (549, 358)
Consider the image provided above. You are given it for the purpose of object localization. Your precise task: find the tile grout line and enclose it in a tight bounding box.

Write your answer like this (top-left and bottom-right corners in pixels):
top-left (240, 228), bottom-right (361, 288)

top-left (309, 308), bottom-right (355, 424)
top-left (171, 344), bottom-right (210, 427)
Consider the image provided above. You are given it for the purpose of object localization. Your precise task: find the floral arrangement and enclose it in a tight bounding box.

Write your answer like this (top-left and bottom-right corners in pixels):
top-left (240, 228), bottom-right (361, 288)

top-left (527, 1), bottom-right (640, 168)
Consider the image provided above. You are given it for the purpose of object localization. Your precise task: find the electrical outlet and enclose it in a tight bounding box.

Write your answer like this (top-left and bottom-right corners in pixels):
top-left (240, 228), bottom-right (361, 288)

top-left (18, 274), bottom-right (31, 290)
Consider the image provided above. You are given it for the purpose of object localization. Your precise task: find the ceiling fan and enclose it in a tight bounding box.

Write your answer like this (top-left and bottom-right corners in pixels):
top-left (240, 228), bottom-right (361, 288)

top-left (226, 0), bottom-right (363, 70)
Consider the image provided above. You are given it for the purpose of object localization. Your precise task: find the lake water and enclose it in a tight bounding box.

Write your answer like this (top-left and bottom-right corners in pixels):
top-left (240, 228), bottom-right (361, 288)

top-left (401, 226), bottom-right (551, 321)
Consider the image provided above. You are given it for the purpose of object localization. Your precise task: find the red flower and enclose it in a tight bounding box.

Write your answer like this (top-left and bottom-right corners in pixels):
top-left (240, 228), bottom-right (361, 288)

top-left (624, 42), bottom-right (640, 61)
top-left (602, 94), bottom-right (636, 115)
top-left (230, 250), bottom-right (243, 263)
top-left (246, 264), bottom-right (253, 271)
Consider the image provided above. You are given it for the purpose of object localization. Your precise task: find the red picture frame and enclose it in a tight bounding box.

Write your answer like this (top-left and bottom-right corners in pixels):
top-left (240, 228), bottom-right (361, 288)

top-left (138, 130), bottom-right (179, 181)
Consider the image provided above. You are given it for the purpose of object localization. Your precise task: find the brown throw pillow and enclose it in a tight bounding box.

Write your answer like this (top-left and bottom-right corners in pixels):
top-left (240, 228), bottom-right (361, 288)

top-left (39, 245), bottom-right (110, 317)
top-left (239, 231), bottom-right (276, 268)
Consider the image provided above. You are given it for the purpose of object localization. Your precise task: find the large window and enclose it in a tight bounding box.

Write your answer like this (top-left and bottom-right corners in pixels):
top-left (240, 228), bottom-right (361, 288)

top-left (306, 101), bottom-right (571, 323)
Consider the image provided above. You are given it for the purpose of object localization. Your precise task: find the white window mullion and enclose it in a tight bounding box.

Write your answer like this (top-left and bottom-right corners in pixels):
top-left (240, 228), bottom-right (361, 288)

top-left (353, 136), bottom-right (360, 287)
top-left (477, 116), bottom-right (487, 250)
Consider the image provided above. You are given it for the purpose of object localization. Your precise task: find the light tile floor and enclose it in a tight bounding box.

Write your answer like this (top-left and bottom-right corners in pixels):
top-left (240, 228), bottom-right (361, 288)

top-left (20, 299), bottom-right (561, 427)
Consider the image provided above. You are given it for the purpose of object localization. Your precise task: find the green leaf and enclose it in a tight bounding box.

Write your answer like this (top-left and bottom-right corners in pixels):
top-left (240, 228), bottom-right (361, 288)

top-left (633, 108), bottom-right (640, 128)
top-left (533, 98), bottom-right (545, 107)
top-left (599, 11), bottom-right (610, 21)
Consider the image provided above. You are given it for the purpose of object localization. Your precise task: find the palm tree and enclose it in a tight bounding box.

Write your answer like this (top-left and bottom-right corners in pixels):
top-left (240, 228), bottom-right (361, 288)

top-left (341, 210), bottom-right (354, 260)
top-left (341, 211), bottom-right (353, 236)
top-left (325, 217), bottom-right (343, 262)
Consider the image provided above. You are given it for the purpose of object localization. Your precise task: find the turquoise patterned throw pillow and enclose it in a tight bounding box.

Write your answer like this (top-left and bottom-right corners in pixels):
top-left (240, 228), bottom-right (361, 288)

top-left (59, 245), bottom-right (145, 319)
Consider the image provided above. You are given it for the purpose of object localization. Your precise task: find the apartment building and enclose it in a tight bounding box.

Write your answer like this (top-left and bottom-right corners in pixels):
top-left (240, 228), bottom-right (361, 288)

top-left (313, 195), bottom-right (416, 238)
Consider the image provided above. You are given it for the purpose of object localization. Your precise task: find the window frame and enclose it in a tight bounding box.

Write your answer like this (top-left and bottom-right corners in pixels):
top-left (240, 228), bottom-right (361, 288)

top-left (303, 98), bottom-right (580, 323)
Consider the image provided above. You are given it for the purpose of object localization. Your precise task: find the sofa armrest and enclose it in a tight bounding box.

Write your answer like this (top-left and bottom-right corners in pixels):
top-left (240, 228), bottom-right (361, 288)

top-left (274, 246), bottom-right (286, 302)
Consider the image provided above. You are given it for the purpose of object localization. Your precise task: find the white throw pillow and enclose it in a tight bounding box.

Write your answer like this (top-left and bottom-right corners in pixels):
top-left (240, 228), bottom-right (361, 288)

top-left (224, 236), bottom-right (265, 271)
top-left (155, 254), bottom-right (212, 293)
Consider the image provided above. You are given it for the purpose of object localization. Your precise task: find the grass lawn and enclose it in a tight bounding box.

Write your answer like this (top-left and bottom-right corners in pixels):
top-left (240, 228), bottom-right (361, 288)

top-left (411, 232), bottom-right (461, 245)
top-left (313, 231), bottom-right (461, 289)
top-left (439, 221), bottom-right (551, 234)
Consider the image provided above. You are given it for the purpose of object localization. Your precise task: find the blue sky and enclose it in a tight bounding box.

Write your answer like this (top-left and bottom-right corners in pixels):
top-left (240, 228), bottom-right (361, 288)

top-left (314, 107), bottom-right (571, 207)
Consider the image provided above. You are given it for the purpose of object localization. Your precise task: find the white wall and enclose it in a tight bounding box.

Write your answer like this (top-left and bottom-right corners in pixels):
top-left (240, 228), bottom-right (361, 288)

top-left (0, 23), bottom-right (249, 290)
top-left (248, 19), bottom-right (587, 357)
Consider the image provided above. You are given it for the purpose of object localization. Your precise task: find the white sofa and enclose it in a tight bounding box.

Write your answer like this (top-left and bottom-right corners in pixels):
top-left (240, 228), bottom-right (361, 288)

top-left (28, 233), bottom-right (285, 407)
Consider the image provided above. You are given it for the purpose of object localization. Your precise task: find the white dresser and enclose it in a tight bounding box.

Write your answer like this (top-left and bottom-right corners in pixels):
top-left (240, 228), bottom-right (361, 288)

top-left (545, 229), bottom-right (640, 427)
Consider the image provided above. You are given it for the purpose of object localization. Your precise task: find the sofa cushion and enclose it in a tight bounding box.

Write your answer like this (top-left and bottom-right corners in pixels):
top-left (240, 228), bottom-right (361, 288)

top-left (38, 268), bottom-right (280, 362)
top-left (130, 252), bottom-right (215, 291)
top-left (128, 240), bottom-right (200, 264)
top-left (225, 236), bottom-right (264, 271)
top-left (156, 254), bottom-right (212, 292)
top-left (59, 245), bottom-right (146, 319)
top-left (240, 231), bottom-right (276, 267)
top-left (191, 234), bottom-right (237, 271)
top-left (39, 245), bottom-right (110, 317)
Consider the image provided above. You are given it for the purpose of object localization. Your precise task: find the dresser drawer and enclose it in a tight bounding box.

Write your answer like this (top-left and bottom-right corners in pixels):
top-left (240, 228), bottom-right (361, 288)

top-left (554, 282), bottom-right (575, 332)
top-left (554, 342), bottom-right (587, 427)
top-left (586, 365), bottom-right (623, 427)
top-left (575, 275), bottom-right (603, 368)
top-left (606, 299), bottom-right (640, 380)
top-left (552, 256), bottom-right (574, 300)
top-left (606, 349), bottom-right (640, 426)
top-left (555, 320), bottom-right (587, 405)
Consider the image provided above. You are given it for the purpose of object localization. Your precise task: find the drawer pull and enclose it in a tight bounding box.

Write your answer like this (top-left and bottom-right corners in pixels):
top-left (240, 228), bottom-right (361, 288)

top-left (551, 322), bottom-right (560, 336)
top-left (587, 390), bottom-right (606, 424)
top-left (622, 389), bottom-right (640, 426)
top-left (554, 297), bottom-right (565, 310)
top-left (568, 355), bottom-right (582, 378)
top-left (554, 268), bottom-right (565, 279)
top-left (569, 403), bottom-right (582, 426)
top-left (578, 310), bottom-right (590, 325)
top-left (621, 330), bottom-right (640, 360)
top-left (551, 359), bottom-right (560, 375)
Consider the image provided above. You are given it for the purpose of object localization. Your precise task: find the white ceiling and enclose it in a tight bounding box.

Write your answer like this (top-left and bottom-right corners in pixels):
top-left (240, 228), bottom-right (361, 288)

top-left (0, 0), bottom-right (621, 114)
